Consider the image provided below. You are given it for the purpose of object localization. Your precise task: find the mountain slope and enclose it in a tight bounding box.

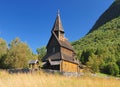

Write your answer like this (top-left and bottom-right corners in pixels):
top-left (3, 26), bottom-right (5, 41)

top-left (72, 1), bottom-right (120, 76)
top-left (89, 0), bottom-right (120, 33)
top-left (73, 16), bottom-right (120, 59)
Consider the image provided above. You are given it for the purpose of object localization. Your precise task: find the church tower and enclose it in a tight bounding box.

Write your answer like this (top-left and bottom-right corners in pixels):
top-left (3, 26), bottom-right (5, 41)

top-left (42, 11), bottom-right (79, 73)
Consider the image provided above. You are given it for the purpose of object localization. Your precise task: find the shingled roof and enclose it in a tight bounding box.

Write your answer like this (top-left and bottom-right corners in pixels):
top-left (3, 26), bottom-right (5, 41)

top-left (59, 39), bottom-right (74, 51)
top-left (42, 52), bottom-right (61, 61)
top-left (52, 11), bottom-right (64, 32)
top-left (42, 52), bottom-right (77, 64)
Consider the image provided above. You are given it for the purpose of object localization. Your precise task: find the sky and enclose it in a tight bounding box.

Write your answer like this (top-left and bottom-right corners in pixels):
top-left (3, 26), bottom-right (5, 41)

top-left (0, 0), bottom-right (114, 53)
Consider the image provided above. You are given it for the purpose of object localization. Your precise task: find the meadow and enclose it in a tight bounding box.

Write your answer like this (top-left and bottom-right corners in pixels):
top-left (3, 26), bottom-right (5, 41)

top-left (0, 70), bottom-right (120, 87)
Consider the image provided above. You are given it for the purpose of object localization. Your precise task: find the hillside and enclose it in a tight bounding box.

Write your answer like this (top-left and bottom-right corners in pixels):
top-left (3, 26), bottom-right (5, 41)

top-left (72, 0), bottom-right (120, 76)
top-left (89, 0), bottom-right (120, 33)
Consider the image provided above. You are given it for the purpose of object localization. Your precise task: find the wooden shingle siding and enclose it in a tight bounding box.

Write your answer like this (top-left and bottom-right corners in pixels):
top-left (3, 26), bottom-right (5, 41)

top-left (61, 47), bottom-right (73, 57)
top-left (47, 35), bottom-right (60, 54)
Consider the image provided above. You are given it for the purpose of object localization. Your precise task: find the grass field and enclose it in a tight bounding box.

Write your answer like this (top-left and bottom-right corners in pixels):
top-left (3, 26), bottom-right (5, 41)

top-left (0, 71), bottom-right (120, 87)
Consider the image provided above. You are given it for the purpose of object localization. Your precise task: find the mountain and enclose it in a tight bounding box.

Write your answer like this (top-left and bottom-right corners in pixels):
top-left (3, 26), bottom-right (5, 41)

top-left (72, 0), bottom-right (120, 76)
top-left (89, 0), bottom-right (120, 33)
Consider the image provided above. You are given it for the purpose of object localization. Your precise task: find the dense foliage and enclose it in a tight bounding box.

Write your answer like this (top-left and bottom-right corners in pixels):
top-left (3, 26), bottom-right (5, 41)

top-left (72, 16), bottom-right (120, 76)
top-left (36, 46), bottom-right (46, 61)
top-left (0, 38), bottom-right (34, 69)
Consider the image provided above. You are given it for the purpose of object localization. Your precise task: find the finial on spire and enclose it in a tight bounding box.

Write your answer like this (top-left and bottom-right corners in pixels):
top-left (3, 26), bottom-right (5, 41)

top-left (57, 9), bottom-right (60, 16)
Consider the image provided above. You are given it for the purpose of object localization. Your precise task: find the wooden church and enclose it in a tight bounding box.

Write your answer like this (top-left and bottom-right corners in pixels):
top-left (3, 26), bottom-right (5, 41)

top-left (42, 11), bottom-right (80, 73)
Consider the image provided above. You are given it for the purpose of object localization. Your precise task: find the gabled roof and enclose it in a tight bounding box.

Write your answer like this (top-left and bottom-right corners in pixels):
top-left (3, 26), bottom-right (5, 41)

top-left (61, 52), bottom-right (78, 64)
top-left (48, 31), bottom-right (74, 51)
top-left (53, 30), bottom-right (74, 51)
top-left (59, 39), bottom-right (74, 51)
top-left (42, 51), bottom-right (77, 64)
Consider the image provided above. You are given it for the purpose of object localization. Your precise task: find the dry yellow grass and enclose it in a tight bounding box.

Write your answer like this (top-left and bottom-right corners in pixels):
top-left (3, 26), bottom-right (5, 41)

top-left (0, 71), bottom-right (120, 87)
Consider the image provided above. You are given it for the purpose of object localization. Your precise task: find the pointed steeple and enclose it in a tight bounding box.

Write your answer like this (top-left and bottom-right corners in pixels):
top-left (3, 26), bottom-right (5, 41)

top-left (52, 10), bottom-right (64, 33)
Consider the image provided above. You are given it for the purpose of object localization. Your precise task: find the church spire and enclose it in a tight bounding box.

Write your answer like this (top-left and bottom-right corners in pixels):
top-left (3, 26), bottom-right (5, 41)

top-left (52, 10), bottom-right (64, 33)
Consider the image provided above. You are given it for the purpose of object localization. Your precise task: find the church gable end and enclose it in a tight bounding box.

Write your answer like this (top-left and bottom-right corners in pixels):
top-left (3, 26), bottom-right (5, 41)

top-left (47, 34), bottom-right (60, 54)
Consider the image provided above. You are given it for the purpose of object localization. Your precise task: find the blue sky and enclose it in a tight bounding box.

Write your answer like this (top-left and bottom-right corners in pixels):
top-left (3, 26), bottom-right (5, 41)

top-left (0, 0), bottom-right (114, 53)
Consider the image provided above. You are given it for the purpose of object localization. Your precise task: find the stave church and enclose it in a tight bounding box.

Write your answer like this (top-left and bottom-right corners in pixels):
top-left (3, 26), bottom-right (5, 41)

top-left (42, 11), bottom-right (80, 73)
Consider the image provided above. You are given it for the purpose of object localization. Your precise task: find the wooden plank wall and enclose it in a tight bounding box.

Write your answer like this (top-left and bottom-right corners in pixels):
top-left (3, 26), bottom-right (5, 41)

top-left (61, 60), bottom-right (78, 73)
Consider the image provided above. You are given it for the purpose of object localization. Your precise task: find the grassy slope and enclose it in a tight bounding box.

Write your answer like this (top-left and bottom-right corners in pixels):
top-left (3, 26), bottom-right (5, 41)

top-left (0, 71), bottom-right (120, 87)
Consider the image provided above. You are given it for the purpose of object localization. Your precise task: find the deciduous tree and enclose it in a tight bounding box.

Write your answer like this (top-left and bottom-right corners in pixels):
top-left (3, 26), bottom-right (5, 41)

top-left (4, 38), bottom-right (33, 68)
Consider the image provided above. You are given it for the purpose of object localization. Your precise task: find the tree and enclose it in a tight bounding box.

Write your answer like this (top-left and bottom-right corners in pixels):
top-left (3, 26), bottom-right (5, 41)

top-left (4, 38), bottom-right (33, 68)
top-left (87, 54), bottom-right (100, 73)
top-left (0, 38), bottom-right (7, 68)
top-left (80, 49), bottom-right (93, 64)
top-left (104, 63), bottom-right (119, 76)
top-left (36, 46), bottom-right (46, 60)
